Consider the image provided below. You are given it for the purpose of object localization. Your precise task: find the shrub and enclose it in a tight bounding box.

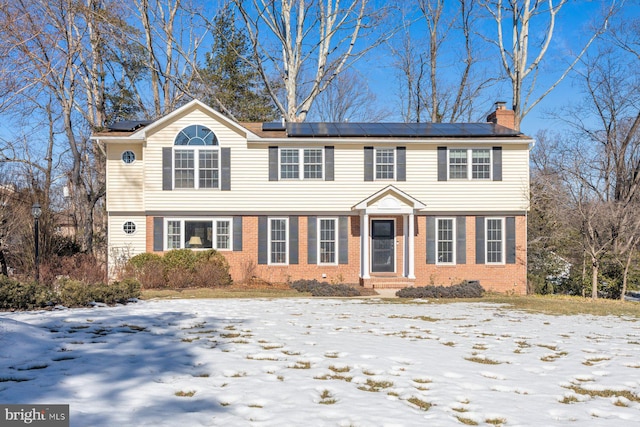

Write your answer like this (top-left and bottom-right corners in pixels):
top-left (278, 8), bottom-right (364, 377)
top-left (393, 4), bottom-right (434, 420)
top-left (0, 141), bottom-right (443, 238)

top-left (0, 276), bottom-right (53, 310)
top-left (396, 281), bottom-right (484, 299)
top-left (57, 278), bottom-right (141, 307)
top-left (291, 279), bottom-right (361, 297)
top-left (123, 250), bottom-right (232, 289)
top-left (40, 253), bottom-right (106, 286)
top-left (162, 249), bottom-right (199, 272)
top-left (128, 253), bottom-right (163, 269)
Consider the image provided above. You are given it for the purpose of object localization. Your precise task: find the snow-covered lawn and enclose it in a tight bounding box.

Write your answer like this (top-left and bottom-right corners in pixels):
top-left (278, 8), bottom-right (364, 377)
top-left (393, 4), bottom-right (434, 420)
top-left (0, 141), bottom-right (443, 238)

top-left (1, 298), bottom-right (640, 426)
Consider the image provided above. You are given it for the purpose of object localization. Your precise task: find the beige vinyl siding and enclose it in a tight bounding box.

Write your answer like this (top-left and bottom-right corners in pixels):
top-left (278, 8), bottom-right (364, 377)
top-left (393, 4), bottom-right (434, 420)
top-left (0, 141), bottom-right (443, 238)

top-left (143, 119), bottom-right (530, 213)
top-left (106, 143), bottom-right (144, 211)
top-left (108, 214), bottom-right (146, 260)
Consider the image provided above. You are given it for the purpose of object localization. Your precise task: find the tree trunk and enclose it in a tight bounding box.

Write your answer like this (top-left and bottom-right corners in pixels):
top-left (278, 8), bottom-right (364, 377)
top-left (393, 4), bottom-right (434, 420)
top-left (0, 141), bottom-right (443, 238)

top-left (591, 258), bottom-right (599, 299)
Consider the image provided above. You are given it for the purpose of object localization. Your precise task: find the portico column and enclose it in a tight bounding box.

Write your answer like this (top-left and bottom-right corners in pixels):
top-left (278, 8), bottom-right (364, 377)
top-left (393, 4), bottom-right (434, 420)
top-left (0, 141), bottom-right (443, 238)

top-left (361, 212), bottom-right (370, 279)
top-left (408, 212), bottom-right (415, 279)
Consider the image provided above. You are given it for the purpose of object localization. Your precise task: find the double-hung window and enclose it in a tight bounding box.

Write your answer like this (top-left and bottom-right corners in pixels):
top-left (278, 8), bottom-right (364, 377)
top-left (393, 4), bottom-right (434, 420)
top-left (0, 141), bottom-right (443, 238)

top-left (318, 218), bottom-right (337, 264)
top-left (165, 218), bottom-right (232, 250)
top-left (448, 148), bottom-right (491, 180)
top-left (436, 218), bottom-right (455, 264)
top-left (269, 218), bottom-right (288, 264)
top-left (375, 148), bottom-right (395, 179)
top-left (280, 148), bottom-right (323, 179)
top-left (174, 125), bottom-right (219, 189)
top-left (486, 218), bottom-right (504, 264)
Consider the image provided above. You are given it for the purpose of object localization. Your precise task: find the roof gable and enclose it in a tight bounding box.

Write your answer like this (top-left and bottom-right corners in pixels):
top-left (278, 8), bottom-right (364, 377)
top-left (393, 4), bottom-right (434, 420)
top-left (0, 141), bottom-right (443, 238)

top-left (353, 185), bottom-right (426, 214)
top-left (131, 100), bottom-right (257, 140)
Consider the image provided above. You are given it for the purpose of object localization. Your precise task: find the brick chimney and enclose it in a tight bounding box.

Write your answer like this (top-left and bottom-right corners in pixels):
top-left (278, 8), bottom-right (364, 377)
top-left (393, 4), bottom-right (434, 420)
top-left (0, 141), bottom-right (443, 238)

top-left (487, 101), bottom-right (516, 130)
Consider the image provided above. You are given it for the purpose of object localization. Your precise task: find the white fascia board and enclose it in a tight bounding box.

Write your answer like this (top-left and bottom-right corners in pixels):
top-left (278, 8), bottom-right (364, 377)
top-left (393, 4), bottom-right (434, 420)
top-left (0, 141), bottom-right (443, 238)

top-left (129, 99), bottom-right (259, 140)
top-left (247, 137), bottom-right (533, 145)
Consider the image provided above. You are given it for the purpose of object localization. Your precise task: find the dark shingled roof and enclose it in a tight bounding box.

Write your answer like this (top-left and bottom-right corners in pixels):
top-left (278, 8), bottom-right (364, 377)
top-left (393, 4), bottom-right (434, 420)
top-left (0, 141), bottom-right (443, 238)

top-left (108, 120), bottom-right (153, 132)
top-left (283, 122), bottom-right (521, 138)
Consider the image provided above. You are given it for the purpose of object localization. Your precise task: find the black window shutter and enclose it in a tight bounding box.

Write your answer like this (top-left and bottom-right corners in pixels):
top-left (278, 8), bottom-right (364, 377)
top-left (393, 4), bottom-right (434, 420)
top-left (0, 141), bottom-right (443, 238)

top-left (268, 146), bottom-right (278, 181)
top-left (437, 147), bottom-right (447, 181)
top-left (221, 147), bottom-right (231, 190)
top-left (476, 217), bottom-right (485, 264)
top-left (364, 146), bottom-right (373, 181)
top-left (153, 217), bottom-right (164, 251)
top-left (506, 216), bottom-right (516, 264)
top-left (456, 216), bottom-right (466, 264)
top-left (289, 216), bottom-right (299, 264)
top-left (426, 216), bottom-right (436, 264)
top-left (258, 216), bottom-right (268, 264)
top-left (493, 146), bottom-right (502, 181)
top-left (339, 216), bottom-right (349, 264)
top-left (233, 216), bottom-right (242, 251)
top-left (325, 146), bottom-right (334, 181)
top-left (307, 216), bottom-right (317, 264)
top-left (162, 147), bottom-right (172, 190)
top-left (397, 147), bottom-right (406, 181)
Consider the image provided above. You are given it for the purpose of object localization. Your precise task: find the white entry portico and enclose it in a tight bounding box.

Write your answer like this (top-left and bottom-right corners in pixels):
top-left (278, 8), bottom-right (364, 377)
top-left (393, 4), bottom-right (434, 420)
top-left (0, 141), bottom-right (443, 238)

top-left (352, 186), bottom-right (426, 280)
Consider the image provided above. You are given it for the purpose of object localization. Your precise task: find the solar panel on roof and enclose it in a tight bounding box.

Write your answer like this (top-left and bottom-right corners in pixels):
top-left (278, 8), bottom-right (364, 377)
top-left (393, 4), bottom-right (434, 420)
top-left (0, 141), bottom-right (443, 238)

top-left (285, 121), bottom-right (521, 138)
top-left (262, 122), bottom-right (286, 131)
top-left (108, 120), bottom-right (152, 132)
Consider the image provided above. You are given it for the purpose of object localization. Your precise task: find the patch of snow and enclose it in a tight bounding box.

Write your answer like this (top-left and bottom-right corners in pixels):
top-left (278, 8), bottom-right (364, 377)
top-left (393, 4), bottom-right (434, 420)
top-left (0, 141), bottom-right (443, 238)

top-left (1, 299), bottom-right (640, 426)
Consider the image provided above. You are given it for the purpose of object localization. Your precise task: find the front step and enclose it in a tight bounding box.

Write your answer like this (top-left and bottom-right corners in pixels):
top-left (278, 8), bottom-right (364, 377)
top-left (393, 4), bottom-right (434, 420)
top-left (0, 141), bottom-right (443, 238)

top-left (361, 277), bottom-right (416, 289)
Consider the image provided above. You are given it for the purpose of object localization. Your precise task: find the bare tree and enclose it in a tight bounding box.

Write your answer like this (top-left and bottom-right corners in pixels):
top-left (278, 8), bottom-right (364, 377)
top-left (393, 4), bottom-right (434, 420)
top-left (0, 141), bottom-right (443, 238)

top-left (482, 0), bottom-right (617, 130)
top-left (392, 0), bottom-right (492, 123)
top-left (233, 0), bottom-right (390, 122)
top-left (311, 70), bottom-right (389, 122)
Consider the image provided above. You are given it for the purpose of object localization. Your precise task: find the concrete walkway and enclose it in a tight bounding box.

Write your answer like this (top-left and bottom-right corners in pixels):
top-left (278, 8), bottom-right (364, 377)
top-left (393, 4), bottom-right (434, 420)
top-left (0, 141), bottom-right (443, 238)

top-left (372, 288), bottom-right (399, 298)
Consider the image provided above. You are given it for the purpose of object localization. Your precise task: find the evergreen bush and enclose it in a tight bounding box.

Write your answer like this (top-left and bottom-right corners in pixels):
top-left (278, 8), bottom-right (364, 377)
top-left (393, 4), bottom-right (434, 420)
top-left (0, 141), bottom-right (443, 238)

top-left (396, 281), bottom-right (484, 299)
top-left (290, 279), bottom-right (361, 297)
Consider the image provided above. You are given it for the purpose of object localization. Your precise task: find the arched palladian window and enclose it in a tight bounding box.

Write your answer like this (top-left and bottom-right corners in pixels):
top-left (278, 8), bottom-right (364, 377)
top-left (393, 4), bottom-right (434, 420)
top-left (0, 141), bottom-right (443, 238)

top-left (174, 124), bottom-right (218, 146)
top-left (173, 125), bottom-right (219, 189)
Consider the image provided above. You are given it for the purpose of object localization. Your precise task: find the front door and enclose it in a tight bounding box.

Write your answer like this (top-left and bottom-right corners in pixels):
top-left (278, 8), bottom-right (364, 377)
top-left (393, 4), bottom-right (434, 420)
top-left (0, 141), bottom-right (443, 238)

top-left (371, 220), bottom-right (395, 273)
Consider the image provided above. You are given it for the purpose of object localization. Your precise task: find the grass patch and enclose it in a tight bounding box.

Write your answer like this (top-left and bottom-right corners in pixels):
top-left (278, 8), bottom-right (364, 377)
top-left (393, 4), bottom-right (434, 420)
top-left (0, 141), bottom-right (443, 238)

top-left (582, 357), bottom-right (611, 366)
top-left (565, 385), bottom-right (640, 402)
top-left (319, 390), bottom-right (337, 405)
top-left (175, 390), bottom-right (196, 397)
top-left (290, 361), bottom-right (311, 369)
top-left (357, 378), bottom-right (394, 392)
top-left (329, 365), bottom-right (351, 373)
top-left (407, 397), bottom-right (431, 411)
top-left (560, 395), bottom-right (579, 404)
top-left (15, 364), bottom-right (49, 371)
top-left (464, 356), bottom-right (503, 365)
top-left (452, 407), bottom-right (468, 413)
top-left (486, 418), bottom-right (506, 425)
top-left (220, 333), bottom-right (241, 339)
top-left (540, 351), bottom-right (568, 362)
top-left (142, 288), bottom-right (301, 300)
top-left (456, 416), bottom-right (478, 425)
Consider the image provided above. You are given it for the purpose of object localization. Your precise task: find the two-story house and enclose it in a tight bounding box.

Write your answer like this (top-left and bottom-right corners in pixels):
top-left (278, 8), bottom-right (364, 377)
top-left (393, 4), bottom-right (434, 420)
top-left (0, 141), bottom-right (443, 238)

top-left (95, 100), bottom-right (532, 293)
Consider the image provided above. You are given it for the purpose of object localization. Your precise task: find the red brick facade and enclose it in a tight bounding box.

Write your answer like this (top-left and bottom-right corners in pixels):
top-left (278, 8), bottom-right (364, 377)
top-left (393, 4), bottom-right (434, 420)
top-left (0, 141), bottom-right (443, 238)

top-left (146, 214), bottom-right (527, 294)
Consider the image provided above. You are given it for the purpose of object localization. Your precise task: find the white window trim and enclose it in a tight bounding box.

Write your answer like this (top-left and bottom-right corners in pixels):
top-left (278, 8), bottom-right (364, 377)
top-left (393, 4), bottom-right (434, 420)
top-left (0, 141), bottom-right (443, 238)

top-left (317, 217), bottom-right (339, 265)
top-left (268, 217), bottom-right (289, 265)
top-left (164, 217), bottom-right (233, 251)
top-left (172, 147), bottom-right (220, 190)
top-left (279, 147), bottom-right (324, 180)
top-left (369, 217), bottom-right (397, 274)
top-left (485, 217), bottom-right (505, 265)
top-left (374, 147), bottom-right (396, 181)
top-left (447, 148), bottom-right (492, 180)
top-left (435, 217), bottom-right (455, 265)
top-left (122, 220), bottom-right (137, 235)
top-left (121, 150), bottom-right (136, 164)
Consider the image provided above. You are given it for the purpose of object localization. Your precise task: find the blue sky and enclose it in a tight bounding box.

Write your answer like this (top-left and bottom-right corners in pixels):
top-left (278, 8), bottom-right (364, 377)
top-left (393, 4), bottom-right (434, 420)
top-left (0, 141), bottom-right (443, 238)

top-left (353, 0), bottom-right (636, 137)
